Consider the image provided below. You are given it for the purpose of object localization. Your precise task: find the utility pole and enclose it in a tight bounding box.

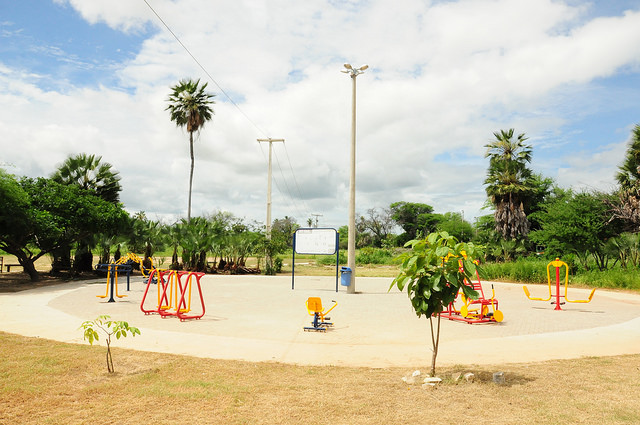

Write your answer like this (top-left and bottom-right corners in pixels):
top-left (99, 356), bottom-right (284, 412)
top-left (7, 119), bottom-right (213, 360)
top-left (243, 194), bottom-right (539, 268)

top-left (257, 138), bottom-right (284, 239)
top-left (311, 213), bottom-right (323, 228)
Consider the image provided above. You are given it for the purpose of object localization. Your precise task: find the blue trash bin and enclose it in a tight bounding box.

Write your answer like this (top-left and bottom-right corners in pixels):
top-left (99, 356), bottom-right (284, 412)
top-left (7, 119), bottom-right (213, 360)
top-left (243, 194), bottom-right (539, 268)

top-left (340, 267), bottom-right (352, 286)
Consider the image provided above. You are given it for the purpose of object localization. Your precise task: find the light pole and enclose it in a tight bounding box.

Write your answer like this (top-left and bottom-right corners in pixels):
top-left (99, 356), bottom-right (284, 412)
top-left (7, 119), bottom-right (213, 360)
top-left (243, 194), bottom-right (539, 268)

top-left (341, 63), bottom-right (368, 294)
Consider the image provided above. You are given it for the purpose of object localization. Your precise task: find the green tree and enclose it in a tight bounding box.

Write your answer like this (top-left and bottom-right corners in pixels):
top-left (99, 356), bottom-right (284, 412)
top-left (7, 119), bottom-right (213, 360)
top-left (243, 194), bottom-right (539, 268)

top-left (609, 124), bottom-right (640, 232)
top-left (484, 129), bottom-right (533, 239)
top-left (435, 212), bottom-right (473, 242)
top-left (166, 78), bottom-right (216, 221)
top-left (0, 173), bottom-right (128, 281)
top-left (51, 153), bottom-right (123, 271)
top-left (529, 189), bottom-right (621, 270)
top-left (391, 231), bottom-right (482, 377)
top-left (390, 202), bottom-right (440, 245)
top-left (52, 153), bottom-right (122, 203)
top-left (358, 207), bottom-right (395, 247)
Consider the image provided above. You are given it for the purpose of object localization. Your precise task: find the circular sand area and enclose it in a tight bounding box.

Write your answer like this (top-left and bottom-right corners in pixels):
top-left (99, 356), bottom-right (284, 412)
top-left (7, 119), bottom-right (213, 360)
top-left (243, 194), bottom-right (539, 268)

top-left (1, 275), bottom-right (639, 367)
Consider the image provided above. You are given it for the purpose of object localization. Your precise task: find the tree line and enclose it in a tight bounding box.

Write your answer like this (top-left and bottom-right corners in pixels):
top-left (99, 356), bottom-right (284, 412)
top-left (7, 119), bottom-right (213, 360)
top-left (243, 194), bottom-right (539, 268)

top-left (1, 77), bottom-right (638, 281)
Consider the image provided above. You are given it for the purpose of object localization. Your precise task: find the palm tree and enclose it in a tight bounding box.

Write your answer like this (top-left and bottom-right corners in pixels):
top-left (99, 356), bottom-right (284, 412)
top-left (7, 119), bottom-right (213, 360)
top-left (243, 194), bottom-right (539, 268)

top-left (166, 78), bottom-right (216, 221)
top-left (51, 153), bottom-right (122, 271)
top-left (616, 124), bottom-right (640, 190)
top-left (609, 124), bottom-right (640, 231)
top-left (484, 129), bottom-right (533, 239)
top-left (52, 153), bottom-right (122, 204)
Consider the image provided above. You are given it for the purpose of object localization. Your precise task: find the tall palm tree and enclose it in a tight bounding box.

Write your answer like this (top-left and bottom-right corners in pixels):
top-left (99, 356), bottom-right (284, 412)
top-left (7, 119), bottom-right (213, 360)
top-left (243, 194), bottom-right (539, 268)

top-left (52, 153), bottom-right (122, 203)
top-left (166, 78), bottom-right (216, 221)
top-left (484, 129), bottom-right (533, 239)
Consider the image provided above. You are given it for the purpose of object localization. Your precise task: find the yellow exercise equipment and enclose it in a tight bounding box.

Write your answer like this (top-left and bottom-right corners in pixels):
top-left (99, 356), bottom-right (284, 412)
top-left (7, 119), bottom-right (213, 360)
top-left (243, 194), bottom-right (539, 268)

top-left (304, 297), bottom-right (337, 332)
top-left (523, 258), bottom-right (596, 310)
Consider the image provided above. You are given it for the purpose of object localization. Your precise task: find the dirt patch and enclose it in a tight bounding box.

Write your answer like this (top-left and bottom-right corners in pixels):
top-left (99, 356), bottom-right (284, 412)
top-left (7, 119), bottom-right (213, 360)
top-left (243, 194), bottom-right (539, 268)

top-left (0, 271), bottom-right (100, 293)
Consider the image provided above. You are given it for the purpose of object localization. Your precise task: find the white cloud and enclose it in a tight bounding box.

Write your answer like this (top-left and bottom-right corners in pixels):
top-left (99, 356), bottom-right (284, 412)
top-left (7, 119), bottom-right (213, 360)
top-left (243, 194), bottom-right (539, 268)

top-left (2, 0), bottom-right (639, 228)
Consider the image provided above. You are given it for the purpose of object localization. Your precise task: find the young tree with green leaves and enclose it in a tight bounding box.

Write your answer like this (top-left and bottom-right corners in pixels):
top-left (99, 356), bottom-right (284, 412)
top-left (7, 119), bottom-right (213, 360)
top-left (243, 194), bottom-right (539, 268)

top-left (391, 231), bottom-right (482, 377)
top-left (80, 315), bottom-right (140, 373)
top-left (166, 78), bottom-right (216, 222)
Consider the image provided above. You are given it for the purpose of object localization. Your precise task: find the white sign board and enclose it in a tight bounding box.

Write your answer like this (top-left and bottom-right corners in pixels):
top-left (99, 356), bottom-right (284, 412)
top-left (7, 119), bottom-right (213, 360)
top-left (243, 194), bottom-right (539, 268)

top-left (294, 228), bottom-right (337, 255)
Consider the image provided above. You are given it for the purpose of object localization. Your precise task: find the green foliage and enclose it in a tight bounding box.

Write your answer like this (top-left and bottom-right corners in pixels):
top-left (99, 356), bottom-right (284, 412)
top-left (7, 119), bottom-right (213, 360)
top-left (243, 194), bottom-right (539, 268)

top-left (529, 189), bottom-right (622, 270)
top-left (391, 232), bottom-right (482, 317)
top-left (616, 124), bottom-right (640, 190)
top-left (79, 315), bottom-right (141, 373)
top-left (355, 247), bottom-right (396, 265)
top-left (572, 267), bottom-right (640, 290)
top-left (317, 251), bottom-right (347, 265)
top-left (390, 201), bottom-right (439, 245)
top-left (0, 174), bottom-right (129, 281)
top-left (357, 207), bottom-right (395, 247)
top-left (390, 231), bottom-right (483, 376)
top-left (435, 212), bottom-right (473, 242)
top-left (482, 256), bottom-right (640, 290)
top-left (481, 258), bottom-right (548, 283)
top-left (51, 153), bottom-right (122, 204)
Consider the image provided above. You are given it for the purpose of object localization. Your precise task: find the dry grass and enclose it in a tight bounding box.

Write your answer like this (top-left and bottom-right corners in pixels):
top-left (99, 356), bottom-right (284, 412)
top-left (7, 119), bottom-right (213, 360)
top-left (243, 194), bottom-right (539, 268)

top-left (1, 332), bottom-right (639, 424)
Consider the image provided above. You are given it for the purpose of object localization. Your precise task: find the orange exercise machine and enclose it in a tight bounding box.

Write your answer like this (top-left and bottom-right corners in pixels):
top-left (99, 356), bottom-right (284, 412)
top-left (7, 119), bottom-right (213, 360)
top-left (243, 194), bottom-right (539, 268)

top-left (140, 269), bottom-right (206, 321)
top-left (303, 297), bottom-right (337, 332)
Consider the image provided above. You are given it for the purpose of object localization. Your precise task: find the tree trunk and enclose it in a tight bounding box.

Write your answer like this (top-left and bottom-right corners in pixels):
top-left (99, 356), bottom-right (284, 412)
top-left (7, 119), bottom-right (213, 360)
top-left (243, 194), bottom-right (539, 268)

top-left (21, 258), bottom-right (40, 282)
top-left (429, 314), bottom-right (441, 377)
top-left (188, 131), bottom-right (194, 222)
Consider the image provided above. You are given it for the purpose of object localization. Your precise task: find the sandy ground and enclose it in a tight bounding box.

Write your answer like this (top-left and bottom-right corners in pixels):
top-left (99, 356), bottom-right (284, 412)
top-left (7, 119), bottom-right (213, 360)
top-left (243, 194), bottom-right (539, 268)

top-left (1, 274), bottom-right (639, 368)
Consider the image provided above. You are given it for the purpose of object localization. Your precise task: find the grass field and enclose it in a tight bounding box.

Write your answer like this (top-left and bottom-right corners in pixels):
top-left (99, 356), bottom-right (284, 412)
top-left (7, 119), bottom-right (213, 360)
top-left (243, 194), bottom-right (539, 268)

top-left (1, 332), bottom-right (639, 424)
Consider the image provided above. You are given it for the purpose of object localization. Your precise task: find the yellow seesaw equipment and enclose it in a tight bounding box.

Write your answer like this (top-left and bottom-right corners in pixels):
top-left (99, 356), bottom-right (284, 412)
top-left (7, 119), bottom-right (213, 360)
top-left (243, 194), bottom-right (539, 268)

top-left (523, 258), bottom-right (596, 310)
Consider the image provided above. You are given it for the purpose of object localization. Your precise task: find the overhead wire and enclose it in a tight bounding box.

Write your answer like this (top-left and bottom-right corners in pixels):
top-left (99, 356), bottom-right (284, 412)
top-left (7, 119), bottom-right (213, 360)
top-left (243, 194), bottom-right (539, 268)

top-left (142, 0), bottom-right (268, 138)
top-left (142, 0), bottom-right (314, 223)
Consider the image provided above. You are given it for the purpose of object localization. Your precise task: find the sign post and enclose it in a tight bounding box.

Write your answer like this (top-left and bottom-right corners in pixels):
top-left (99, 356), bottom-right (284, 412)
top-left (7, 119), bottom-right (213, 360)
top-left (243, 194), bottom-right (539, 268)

top-left (292, 228), bottom-right (339, 292)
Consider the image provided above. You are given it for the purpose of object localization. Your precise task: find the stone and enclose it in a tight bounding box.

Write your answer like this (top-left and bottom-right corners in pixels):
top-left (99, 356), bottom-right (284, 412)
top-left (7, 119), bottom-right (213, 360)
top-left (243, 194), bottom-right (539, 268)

top-left (464, 372), bottom-right (475, 383)
top-left (493, 371), bottom-right (505, 385)
top-left (423, 377), bottom-right (442, 385)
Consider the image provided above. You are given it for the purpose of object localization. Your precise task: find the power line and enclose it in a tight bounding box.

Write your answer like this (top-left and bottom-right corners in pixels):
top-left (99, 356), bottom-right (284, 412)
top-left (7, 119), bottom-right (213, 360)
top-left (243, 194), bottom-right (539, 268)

top-left (142, 0), bottom-right (268, 138)
top-left (142, 0), bottom-right (312, 222)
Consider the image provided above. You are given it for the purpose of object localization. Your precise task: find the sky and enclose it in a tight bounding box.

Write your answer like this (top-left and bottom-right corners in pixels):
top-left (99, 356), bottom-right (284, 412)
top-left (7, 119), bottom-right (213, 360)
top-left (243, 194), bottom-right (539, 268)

top-left (1, 0), bottom-right (640, 230)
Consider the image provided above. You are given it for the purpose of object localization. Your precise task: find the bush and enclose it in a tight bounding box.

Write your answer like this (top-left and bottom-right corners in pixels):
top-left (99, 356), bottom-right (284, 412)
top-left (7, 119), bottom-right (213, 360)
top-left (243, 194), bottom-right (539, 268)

top-left (317, 251), bottom-right (346, 265)
top-left (482, 257), bottom-right (640, 290)
top-left (356, 247), bottom-right (395, 265)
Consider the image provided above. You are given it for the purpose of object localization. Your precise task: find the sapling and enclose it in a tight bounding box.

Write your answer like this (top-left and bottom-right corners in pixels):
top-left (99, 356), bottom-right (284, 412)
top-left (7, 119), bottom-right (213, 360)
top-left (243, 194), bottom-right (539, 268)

top-left (80, 315), bottom-right (141, 373)
top-left (391, 231), bottom-right (482, 377)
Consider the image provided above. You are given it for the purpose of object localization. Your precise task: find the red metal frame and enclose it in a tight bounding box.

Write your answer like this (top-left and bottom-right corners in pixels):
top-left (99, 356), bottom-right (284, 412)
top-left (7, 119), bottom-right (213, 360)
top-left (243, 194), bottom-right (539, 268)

top-left (140, 270), bottom-right (206, 321)
top-left (440, 270), bottom-right (501, 324)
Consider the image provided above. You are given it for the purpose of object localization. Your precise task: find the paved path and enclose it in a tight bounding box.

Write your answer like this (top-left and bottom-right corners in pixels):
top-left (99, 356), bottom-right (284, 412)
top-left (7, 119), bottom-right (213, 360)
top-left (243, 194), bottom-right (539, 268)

top-left (1, 275), bottom-right (639, 367)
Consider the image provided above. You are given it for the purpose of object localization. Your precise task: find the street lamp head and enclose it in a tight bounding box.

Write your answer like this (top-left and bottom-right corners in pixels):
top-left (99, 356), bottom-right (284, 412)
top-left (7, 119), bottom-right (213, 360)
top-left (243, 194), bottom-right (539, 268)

top-left (343, 63), bottom-right (353, 70)
top-left (359, 64), bottom-right (369, 71)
